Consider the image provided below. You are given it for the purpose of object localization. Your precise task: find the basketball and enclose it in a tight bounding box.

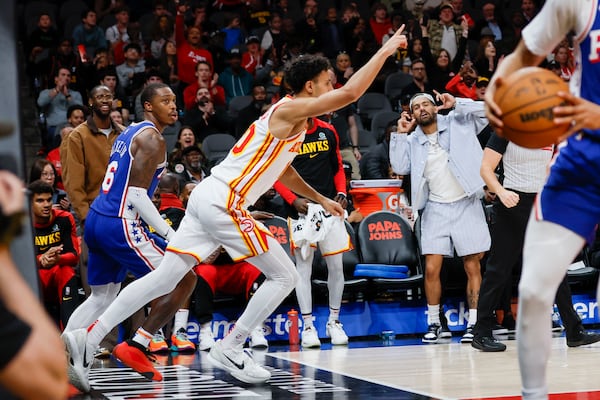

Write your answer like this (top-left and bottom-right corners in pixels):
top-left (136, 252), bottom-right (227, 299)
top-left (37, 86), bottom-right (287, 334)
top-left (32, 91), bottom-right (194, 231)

top-left (494, 66), bottom-right (570, 148)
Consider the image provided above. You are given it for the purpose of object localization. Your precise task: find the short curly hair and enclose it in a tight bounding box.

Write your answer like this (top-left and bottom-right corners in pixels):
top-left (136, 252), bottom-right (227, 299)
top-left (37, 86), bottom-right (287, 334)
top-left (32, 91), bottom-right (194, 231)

top-left (284, 55), bottom-right (331, 94)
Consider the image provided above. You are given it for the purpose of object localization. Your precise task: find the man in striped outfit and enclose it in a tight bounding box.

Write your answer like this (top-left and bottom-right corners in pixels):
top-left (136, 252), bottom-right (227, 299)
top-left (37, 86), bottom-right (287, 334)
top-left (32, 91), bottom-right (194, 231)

top-left (390, 92), bottom-right (491, 344)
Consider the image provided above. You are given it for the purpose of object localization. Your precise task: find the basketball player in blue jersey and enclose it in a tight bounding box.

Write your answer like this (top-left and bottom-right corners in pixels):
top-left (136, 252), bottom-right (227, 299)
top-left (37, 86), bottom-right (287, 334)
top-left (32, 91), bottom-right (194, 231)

top-left (63, 28), bottom-right (408, 389)
top-left (62, 83), bottom-right (197, 392)
top-left (485, 1), bottom-right (600, 398)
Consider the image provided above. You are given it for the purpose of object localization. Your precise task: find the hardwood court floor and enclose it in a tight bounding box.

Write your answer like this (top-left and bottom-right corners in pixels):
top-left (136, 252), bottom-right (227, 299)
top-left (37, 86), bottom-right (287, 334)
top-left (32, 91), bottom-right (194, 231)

top-left (73, 333), bottom-right (600, 400)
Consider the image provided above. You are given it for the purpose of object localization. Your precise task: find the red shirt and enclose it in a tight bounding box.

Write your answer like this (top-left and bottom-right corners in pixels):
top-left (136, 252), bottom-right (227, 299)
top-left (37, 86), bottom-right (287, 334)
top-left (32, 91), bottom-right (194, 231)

top-left (176, 14), bottom-right (214, 85)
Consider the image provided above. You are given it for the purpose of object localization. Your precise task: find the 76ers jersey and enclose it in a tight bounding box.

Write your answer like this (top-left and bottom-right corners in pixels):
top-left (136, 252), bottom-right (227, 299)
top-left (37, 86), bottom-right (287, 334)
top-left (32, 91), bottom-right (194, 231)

top-left (210, 95), bottom-right (306, 206)
top-left (522, 0), bottom-right (600, 137)
top-left (91, 121), bottom-right (166, 218)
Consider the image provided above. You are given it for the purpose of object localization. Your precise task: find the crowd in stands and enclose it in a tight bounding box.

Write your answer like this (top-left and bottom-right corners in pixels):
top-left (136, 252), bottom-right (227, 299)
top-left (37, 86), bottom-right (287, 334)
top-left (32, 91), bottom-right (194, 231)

top-left (21, 0), bottom-right (598, 352)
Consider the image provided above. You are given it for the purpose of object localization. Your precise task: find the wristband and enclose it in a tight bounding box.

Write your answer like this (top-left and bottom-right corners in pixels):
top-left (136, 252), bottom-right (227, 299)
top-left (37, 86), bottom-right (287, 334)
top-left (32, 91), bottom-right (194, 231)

top-left (352, 145), bottom-right (359, 149)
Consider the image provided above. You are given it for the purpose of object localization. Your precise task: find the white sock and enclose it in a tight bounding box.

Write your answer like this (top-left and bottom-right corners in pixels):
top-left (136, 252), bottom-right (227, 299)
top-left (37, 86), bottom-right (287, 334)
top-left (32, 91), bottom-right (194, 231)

top-left (132, 327), bottom-right (153, 348)
top-left (173, 309), bottom-right (189, 334)
top-left (328, 308), bottom-right (340, 322)
top-left (200, 322), bottom-right (212, 333)
top-left (468, 309), bottom-right (477, 327)
top-left (221, 322), bottom-right (250, 349)
top-left (302, 313), bottom-right (314, 329)
top-left (427, 304), bottom-right (441, 325)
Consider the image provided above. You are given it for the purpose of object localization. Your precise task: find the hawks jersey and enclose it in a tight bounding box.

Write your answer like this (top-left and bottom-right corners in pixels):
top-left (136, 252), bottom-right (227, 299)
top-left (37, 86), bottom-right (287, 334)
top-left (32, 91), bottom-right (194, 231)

top-left (210, 95), bottom-right (306, 206)
top-left (91, 121), bottom-right (167, 218)
top-left (521, 0), bottom-right (600, 138)
top-left (33, 209), bottom-right (79, 266)
top-left (292, 118), bottom-right (344, 199)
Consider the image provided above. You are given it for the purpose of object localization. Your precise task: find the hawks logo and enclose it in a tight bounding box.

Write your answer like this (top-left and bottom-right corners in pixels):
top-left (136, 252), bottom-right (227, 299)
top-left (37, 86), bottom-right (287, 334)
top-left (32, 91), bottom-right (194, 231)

top-left (240, 218), bottom-right (255, 232)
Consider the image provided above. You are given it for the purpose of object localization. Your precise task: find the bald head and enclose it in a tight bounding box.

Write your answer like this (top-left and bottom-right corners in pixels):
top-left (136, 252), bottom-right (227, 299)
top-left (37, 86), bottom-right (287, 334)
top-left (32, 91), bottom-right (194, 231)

top-left (158, 173), bottom-right (180, 195)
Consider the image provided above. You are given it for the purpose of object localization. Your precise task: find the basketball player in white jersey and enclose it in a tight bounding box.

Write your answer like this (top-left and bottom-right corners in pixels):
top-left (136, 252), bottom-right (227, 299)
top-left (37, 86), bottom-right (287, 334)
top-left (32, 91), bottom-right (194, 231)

top-left (485, 1), bottom-right (600, 398)
top-left (64, 27), bottom-right (408, 388)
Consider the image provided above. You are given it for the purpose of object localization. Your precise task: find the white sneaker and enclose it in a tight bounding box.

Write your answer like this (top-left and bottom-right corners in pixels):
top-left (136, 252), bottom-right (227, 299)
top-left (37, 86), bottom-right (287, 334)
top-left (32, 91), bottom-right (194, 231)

top-left (249, 326), bottom-right (269, 349)
top-left (326, 320), bottom-right (349, 345)
top-left (207, 340), bottom-right (271, 383)
top-left (198, 327), bottom-right (216, 351)
top-left (62, 328), bottom-right (93, 393)
top-left (301, 325), bottom-right (321, 348)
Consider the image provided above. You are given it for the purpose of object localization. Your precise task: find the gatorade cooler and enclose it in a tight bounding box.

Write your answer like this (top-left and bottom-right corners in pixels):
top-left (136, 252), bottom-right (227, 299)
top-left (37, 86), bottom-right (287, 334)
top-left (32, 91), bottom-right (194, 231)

top-left (349, 179), bottom-right (404, 217)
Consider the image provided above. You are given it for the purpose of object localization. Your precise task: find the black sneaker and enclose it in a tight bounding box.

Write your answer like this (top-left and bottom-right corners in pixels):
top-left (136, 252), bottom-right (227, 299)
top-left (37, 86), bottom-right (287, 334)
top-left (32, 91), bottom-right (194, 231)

top-left (492, 324), bottom-right (508, 335)
top-left (422, 324), bottom-right (442, 343)
top-left (439, 308), bottom-right (452, 339)
top-left (501, 314), bottom-right (516, 333)
top-left (566, 329), bottom-right (600, 348)
top-left (471, 335), bottom-right (507, 352)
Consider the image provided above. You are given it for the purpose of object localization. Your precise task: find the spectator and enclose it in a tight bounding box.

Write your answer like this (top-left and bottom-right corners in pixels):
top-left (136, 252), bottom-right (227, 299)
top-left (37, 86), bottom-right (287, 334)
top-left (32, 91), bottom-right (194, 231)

top-left (274, 116), bottom-right (351, 348)
top-left (333, 52), bottom-right (354, 88)
top-left (242, 36), bottom-right (264, 77)
top-left (245, 0), bottom-right (271, 36)
top-left (520, 0), bottom-right (538, 25)
top-left (421, 17), bottom-right (469, 93)
top-left (0, 170), bottom-right (68, 400)
top-left (37, 67), bottom-right (84, 152)
top-left (116, 43), bottom-right (146, 95)
top-left (294, 0), bottom-right (322, 54)
top-left (168, 125), bottom-right (198, 171)
top-left (173, 145), bottom-right (209, 186)
top-left (473, 37), bottom-right (500, 79)
top-left (320, 7), bottom-right (345, 59)
top-left (401, 58), bottom-right (435, 99)
top-left (109, 109), bottom-right (125, 126)
top-left (157, 40), bottom-right (180, 92)
top-left (105, 6), bottom-right (142, 65)
top-left (72, 9), bottom-right (108, 63)
top-left (46, 126), bottom-right (74, 191)
top-left (29, 158), bottom-right (71, 212)
top-left (218, 49), bottom-right (254, 105)
top-left (369, 3), bottom-right (392, 46)
top-left (25, 13), bottom-right (59, 88)
top-left (390, 93), bottom-right (490, 344)
top-left (445, 60), bottom-right (479, 100)
top-left (221, 13), bottom-right (245, 52)
top-left (427, 1), bottom-right (463, 62)
top-left (175, 2), bottom-right (214, 85)
top-left (60, 85), bottom-right (124, 294)
top-left (149, 15), bottom-right (175, 61)
top-left (183, 87), bottom-right (231, 141)
top-left (235, 84), bottom-right (267, 138)
top-left (29, 180), bottom-right (80, 331)
top-left (260, 12), bottom-right (286, 64)
top-left (98, 66), bottom-right (130, 124)
top-left (183, 61), bottom-right (226, 111)
top-left (47, 38), bottom-right (85, 96)
top-left (472, 1), bottom-right (507, 45)
top-left (552, 41), bottom-right (574, 82)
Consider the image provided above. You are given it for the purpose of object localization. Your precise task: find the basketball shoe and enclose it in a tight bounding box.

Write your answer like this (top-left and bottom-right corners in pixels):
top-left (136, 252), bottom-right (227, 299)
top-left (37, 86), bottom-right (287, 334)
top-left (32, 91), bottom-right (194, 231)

top-left (249, 326), bottom-right (269, 349)
top-left (207, 340), bottom-right (271, 384)
top-left (62, 328), bottom-right (94, 393)
top-left (148, 332), bottom-right (169, 353)
top-left (171, 329), bottom-right (196, 352)
top-left (301, 325), bottom-right (321, 348)
top-left (113, 340), bottom-right (163, 381)
top-left (198, 326), bottom-right (216, 351)
top-left (326, 320), bottom-right (349, 345)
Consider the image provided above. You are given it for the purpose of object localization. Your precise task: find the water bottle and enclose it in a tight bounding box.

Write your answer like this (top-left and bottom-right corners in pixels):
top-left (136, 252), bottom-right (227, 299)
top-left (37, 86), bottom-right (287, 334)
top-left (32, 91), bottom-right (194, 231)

top-left (287, 309), bottom-right (299, 345)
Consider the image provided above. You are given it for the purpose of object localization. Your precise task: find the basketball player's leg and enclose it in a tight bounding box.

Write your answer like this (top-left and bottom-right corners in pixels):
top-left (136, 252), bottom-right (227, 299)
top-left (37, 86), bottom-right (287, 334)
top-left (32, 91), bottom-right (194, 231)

top-left (518, 216), bottom-right (583, 399)
top-left (222, 235), bottom-right (298, 349)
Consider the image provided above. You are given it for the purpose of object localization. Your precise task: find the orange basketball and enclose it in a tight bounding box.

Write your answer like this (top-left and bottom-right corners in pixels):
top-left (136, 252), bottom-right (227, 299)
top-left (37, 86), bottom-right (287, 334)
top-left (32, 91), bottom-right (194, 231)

top-left (494, 66), bottom-right (570, 148)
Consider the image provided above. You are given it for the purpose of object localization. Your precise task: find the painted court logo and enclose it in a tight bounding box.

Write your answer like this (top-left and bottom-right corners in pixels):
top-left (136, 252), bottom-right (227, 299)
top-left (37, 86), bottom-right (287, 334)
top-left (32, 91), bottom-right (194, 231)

top-left (367, 220), bottom-right (404, 240)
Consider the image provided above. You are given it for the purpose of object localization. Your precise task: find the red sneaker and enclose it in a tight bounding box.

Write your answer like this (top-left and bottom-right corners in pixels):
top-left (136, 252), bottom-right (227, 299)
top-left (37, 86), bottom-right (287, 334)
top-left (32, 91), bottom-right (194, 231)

top-left (113, 340), bottom-right (163, 381)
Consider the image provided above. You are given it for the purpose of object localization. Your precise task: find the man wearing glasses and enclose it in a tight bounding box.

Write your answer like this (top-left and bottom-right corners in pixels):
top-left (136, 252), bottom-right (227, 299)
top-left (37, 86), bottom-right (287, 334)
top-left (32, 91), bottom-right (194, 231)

top-left (61, 85), bottom-right (124, 295)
